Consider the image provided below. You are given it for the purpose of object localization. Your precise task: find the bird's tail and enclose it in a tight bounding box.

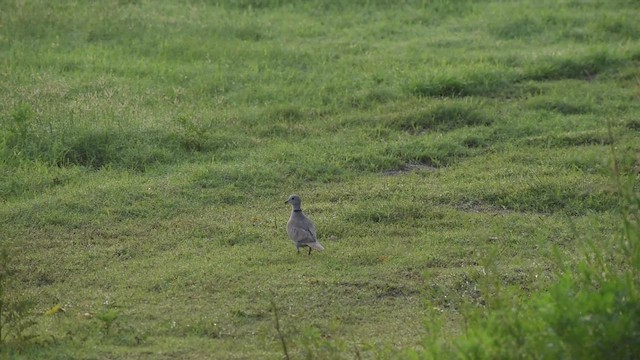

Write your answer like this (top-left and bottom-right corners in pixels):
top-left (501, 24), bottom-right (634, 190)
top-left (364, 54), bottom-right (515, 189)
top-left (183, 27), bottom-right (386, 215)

top-left (309, 242), bottom-right (325, 251)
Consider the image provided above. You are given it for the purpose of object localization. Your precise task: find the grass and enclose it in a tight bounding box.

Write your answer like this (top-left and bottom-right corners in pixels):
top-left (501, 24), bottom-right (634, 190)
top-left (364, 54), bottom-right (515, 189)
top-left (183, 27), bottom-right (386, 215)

top-left (1, 0), bottom-right (639, 358)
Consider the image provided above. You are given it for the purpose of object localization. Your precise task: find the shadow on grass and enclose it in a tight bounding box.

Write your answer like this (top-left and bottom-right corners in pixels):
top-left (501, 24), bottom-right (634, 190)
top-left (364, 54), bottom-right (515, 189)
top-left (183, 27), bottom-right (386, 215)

top-left (409, 49), bottom-right (632, 99)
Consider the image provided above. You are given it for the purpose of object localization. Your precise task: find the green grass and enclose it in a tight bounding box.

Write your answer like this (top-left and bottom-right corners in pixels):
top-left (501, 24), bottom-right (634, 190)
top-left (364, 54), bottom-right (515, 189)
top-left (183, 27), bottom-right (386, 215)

top-left (1, 0), bottom-right (639, 358)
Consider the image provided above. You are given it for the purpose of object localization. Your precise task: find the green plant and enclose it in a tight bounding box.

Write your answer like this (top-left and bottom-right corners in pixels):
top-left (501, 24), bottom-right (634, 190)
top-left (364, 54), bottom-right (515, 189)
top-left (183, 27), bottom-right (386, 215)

top-left (408, 151), bottom-right (640, 359)
top-left (96, 309), bottom-right (119, 335)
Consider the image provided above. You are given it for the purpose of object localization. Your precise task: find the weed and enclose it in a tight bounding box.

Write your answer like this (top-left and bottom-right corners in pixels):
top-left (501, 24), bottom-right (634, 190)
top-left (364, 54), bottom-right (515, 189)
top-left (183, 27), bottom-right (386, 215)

top-left (270, 293), bottom-right (290, 360)
top-left (96, 309), bottom-right (118, 335)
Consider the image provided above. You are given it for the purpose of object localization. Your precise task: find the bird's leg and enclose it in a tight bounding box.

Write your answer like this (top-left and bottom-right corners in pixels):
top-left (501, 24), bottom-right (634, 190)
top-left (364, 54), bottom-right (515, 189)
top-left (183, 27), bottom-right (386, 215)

top-left (308, 247), bottom-right (312, 256)
top-left (297, 248), bottom-right (300, 255)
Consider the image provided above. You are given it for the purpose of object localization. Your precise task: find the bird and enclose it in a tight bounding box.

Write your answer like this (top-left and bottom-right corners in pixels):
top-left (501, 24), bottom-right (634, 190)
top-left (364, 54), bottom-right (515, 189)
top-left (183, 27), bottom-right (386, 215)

top-left (285, 194), bottom-right (325, 255)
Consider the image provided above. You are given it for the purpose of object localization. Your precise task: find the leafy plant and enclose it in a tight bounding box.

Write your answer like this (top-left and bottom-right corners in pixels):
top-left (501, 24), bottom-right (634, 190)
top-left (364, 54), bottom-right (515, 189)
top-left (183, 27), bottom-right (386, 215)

top-left (96, 309), bottom-right (119, 335)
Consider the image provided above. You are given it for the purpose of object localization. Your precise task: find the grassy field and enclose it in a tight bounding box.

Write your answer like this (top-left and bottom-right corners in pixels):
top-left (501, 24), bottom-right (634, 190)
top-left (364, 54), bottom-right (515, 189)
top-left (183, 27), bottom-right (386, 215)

top-left (1, 0), bottom-right (639, 358)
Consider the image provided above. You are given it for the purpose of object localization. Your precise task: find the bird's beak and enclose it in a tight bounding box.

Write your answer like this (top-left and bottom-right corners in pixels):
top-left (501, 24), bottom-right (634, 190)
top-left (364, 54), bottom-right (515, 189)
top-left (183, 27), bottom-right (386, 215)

top-left (284, 200), bottom-right (288, 204)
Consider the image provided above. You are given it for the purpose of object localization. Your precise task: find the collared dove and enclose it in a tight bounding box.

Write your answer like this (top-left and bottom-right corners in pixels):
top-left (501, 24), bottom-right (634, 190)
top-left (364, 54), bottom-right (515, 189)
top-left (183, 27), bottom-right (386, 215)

top-left (285, 195), bottom-right (325, 255)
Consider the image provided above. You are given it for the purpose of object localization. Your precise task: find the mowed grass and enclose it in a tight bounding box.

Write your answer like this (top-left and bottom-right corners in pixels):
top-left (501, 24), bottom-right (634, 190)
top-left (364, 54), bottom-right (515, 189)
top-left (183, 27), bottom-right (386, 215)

top-left (1, 0), bottom-right (639, 358)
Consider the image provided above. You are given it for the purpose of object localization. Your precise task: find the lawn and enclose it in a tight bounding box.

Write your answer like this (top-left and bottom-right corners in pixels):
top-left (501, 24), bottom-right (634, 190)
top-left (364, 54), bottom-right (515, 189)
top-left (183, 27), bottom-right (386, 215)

top-left (1, 0), bottom-right (639, 358)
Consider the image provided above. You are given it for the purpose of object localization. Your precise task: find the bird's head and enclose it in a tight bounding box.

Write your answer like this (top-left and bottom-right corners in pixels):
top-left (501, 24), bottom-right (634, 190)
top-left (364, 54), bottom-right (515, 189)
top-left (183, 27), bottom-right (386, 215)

top-left (285, 194), bottom-right (302, 207)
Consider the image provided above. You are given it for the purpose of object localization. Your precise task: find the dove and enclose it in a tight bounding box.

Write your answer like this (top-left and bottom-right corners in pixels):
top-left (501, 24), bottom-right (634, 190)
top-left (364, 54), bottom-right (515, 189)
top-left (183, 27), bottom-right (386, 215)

top-left (284, 195), bottom-right (325, 255)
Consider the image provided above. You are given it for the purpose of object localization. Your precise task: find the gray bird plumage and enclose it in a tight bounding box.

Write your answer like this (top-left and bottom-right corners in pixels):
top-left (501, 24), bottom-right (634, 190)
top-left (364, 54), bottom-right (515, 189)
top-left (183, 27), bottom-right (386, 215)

top-left (285, 195), bottom-right (325, 255)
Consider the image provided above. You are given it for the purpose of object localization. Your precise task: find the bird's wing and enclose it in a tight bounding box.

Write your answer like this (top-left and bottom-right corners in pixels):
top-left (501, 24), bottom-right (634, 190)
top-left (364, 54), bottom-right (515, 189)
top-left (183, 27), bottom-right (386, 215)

top-left (303, 216), bottom-right (318, 240)
top-left (290, 227), bottom-right (316, 244)
top-left (301, 215), bottom-right (319, 239)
